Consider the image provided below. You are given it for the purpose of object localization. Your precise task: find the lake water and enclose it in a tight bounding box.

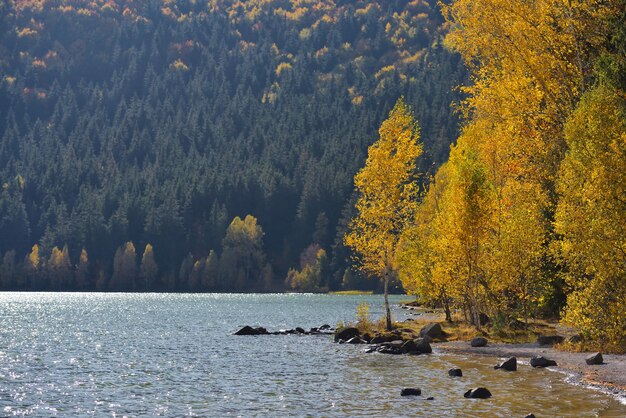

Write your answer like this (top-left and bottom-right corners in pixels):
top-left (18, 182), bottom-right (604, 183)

top-left (0, 293), bottom-right (625, 416)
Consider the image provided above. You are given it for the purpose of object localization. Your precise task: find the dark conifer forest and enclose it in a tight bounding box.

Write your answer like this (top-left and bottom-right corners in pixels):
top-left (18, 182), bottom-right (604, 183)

top-left (0, 0), bottom-right (464, 291)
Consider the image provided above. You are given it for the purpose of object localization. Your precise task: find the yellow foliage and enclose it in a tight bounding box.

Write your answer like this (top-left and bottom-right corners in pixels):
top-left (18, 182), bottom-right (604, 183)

top-left (170, 59), bottom-right (189, 71)
top-left (556, 85), bottom-right (626, 350)
top-left (275, 62), bottom-right (292, 77)
top-left (345, 98), bottom-right (422, 277)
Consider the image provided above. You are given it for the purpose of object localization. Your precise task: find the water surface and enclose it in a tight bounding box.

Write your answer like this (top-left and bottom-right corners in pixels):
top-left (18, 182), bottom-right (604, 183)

top-left (0, 293), bottom-right (624, 416)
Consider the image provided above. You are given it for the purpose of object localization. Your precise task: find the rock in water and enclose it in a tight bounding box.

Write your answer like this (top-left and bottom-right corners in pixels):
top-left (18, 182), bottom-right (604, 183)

top-left (530, 356), bottom-right (557, 368)
top-left (414, 338), bottom-right (432, 354)
top-left (470, 337), bottom-right (488, 347)
top-left (524, 414), bottom-right (536, 418)
top-left (401, 339), bottom-right (419, 354)
top-left (586, 352), bottom-right (604, 365)
top-left (234, 326), bottom-right (260, 335)
top-left (295, 327), bottom-right (305, 334)
top-left (464, 387), bottom-right (492, 399)
top-left (448, 368), bottom-right (463, 377)
top-left (494, 357), bottom-right (517, 371)
top-left (334, 327), bottom-right (360, 342)
top-left (401, 388), bottom-right (421, 396)
top-left (346, 337), bottom-right (366, 344)
top-left (419, 323), bottom-right (443, 339)
top-left (537, 335), bottom-right (564, 346)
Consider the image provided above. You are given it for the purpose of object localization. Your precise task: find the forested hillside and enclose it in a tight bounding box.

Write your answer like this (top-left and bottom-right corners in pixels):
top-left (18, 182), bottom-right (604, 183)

top-left (0, 0), bottom-right (464, 291)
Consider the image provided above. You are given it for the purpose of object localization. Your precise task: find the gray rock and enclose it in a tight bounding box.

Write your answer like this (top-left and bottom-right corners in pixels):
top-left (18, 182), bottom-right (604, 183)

top-left (448, 368), bottom-right (463, 377)
top-left (537, 335), bottom-right (564, 346)
top-left (401, 339), bottom-right (419, 354)
top-left (377, 346), bottom-right (403, 355)
top-left (414, 338), bottom-right (432, 354)
top-left (471, 337), bottom-right (488, 347)
top-left (234, 326), bottom-right (261, 335)
top-left (346, 337), bottom-right (366, 344)
top-left (530, 356), bottom-right (557, 368)
top-left (401, 388), bottom-right (421, 396)
top-left (334, 327), bottom-right (360, 342)
top-left (494, 357), bottom-right (517, 371)
top-left (419, 323), bottom-right (443, 339)
top-left (464, 387), bottom-right (492, 399)
top-left (370, 335), bottom-right (389, 344)
top-left (319, 324), bottom-right (331, 330)
top-left (586, 352), bottom-right (604, 365)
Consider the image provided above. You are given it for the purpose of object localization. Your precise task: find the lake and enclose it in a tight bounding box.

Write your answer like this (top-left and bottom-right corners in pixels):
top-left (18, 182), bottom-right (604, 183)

top-left (0, 293), bottom-right (625, 416)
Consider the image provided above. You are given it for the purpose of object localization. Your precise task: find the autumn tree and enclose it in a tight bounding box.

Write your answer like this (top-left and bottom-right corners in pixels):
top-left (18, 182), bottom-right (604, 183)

top-left (24, 244), bottom-right (41, 288)
top-left (110, 241), bottom-right (137, 290)
top-left (219, 215), bottom-right (267, 291)
top-left (555, 84), bottom-right (626, 349)
top-left (345, 98), bottom-right (423, 330)
top-left (75, 248), bottom-right (89, 289)
top-left (48, 245), bottom-right (72, 290)
top-left (140, 244), bottom-right (158, 289)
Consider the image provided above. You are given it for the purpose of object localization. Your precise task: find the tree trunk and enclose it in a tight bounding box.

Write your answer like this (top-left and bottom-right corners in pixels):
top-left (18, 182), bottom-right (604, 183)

top-left (384, 270), bottom-right (392, 331)
top-left (441, 288), bottom-right (452, 322)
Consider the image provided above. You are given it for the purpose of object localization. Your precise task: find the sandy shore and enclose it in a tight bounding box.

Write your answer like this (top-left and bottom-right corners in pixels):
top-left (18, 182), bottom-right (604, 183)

top-left (435, 340), bottom-right (626, 400)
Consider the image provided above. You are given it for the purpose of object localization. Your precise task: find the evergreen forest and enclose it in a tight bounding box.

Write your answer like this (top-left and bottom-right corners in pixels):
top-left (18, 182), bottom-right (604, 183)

top-left (0, 0), bottom-right (465, 292)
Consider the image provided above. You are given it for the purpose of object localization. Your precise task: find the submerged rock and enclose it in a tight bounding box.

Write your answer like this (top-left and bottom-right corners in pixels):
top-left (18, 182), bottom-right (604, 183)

top-left (530, 356), bottom-right (557, 368)
top-left (401, 388), bottom-right (421, 396)
top-left (448, 368), bottom-right (463, 377)
top-left (464, 387), bottom-right (492, 399)
top-left (334, 327), bottom-right (360, 342)
top-left (585, 352), bottom-right (604, 365)
top-left (419, 323), bottom-right (443, 339)
top-left (470, 337), bottom-right (488, 347)
top-left (494, 357), bottom-right (517, 371)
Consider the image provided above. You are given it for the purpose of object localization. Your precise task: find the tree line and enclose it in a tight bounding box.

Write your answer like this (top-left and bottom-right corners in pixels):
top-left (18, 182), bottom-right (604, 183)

top-left (0, 0), bottom-right (465, 291)
top-left (344, 0), bottom-right (626, 350)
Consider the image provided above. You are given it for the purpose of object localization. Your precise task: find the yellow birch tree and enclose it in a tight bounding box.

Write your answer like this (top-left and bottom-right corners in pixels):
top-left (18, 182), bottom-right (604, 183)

top-left (345, 97), bottom-right (422, 330)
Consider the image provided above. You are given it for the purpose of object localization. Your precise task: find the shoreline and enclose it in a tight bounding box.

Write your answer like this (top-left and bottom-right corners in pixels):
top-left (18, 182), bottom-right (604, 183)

top-left (434, 340), bottom-right (626, 403)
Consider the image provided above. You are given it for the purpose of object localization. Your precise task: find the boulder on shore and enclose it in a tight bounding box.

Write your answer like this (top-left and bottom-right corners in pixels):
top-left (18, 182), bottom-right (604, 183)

top-left (470, 337), bottom-right (488, 347)
top-left (464, 387), bottom-right (492, 399)
top-left (537, 335), bottom-right (564, 346)
top-left (494, 357), bottom-right (517, 371)
top-left (419, 323), bottom-right (443, 339)
top-left (585, 352), bottom-right (604, 365)
top-left (334, 327), bottom-right (360, 342)
top-left (448, 368), bottom-right (463, 377)
top-left (530, 356), bottom-right (557, 368)
top-left (401, 388), bottom-right (421, 396)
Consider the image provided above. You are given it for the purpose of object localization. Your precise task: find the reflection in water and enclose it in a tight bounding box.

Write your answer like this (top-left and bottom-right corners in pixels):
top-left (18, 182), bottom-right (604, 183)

top-left (0, 292), bottom-right (624, 416)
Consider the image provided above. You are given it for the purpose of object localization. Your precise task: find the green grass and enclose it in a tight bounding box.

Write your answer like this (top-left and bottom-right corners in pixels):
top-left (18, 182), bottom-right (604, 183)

top-left (328, 290), bottom-right (374, 295)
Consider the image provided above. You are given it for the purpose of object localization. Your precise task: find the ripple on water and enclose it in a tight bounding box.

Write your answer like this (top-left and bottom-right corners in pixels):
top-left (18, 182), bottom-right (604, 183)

top-left (0, 292), bottom-right (625, 416)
